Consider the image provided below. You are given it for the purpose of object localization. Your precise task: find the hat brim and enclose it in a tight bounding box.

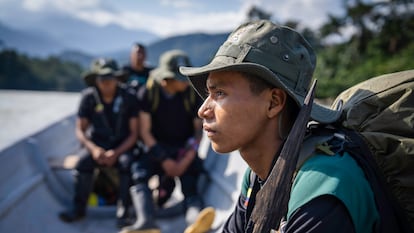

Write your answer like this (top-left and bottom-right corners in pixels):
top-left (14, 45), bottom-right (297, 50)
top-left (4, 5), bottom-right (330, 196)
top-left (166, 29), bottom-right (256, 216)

top-left (82, 70), bottom-right (128, 86)
top-left (180, 57), bottom-right (342, 124)
top-left (82, 71), bottom-right (98, 86)
top-left (152, 67), bottom-right (188, 82)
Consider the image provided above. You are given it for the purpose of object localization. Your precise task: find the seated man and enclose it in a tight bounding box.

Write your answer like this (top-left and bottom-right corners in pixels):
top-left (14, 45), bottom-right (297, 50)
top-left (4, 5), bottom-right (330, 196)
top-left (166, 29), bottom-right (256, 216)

top-left (179, 20), bottom-right (379, 233)
top-left (120, 50), bottom-right (214, 233)
top-left (59, 58), bottom-right (139, 228)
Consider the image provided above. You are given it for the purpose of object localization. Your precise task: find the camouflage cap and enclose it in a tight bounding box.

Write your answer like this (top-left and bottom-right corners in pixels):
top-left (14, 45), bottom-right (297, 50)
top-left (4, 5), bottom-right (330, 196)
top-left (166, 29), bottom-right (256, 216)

top-left (82, 58), bottom-right (127, 86)
top-left (179, 20), bottom-right (342, 124)
top-left (151, 49), bottom-right (191, 83)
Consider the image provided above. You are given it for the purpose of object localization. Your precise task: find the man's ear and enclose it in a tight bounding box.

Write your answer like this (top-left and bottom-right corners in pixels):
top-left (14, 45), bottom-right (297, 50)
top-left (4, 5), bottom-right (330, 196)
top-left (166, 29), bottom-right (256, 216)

top-left (267, 88), bottom-right (286, 118)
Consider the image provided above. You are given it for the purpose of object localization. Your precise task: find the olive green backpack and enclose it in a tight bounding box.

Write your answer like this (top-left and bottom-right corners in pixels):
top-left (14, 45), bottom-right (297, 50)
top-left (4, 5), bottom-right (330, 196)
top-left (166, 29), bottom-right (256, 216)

top-left (306, 70), bottom-right (414, 232)
top-left (144, 76), bottom-right (197, 114)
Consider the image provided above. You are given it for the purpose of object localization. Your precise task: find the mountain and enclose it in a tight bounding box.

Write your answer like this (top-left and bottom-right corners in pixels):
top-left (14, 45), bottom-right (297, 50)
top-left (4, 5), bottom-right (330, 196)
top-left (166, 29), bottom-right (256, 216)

top-left (58, 50), bottom-right (95, 68)
top-left (59, 32), bottom-right (230, 72)
top-left (110, 32), bottom-right (230, 68)
top-left (1, 16), bottom-right (230, 71)
top-left (37, 15), bottom-right (159, 55)
top-left (0, 22), bottom-right (65, 57)
top-left (0, 17), bottom-right (159, 57)
top-left (147, 33), bottom-right (230, 66)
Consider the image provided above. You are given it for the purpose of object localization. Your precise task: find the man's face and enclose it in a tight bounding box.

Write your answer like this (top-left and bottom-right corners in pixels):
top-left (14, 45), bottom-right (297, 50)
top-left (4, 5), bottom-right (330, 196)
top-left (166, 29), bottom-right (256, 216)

top-left (168, 78), bottom-right (189, 92)
top-left (198, 71), bottom-right (270, 154)
top-left (130, 46), bottom-right (146, 66)
top-left (96, 76), bottom-right (118, 94)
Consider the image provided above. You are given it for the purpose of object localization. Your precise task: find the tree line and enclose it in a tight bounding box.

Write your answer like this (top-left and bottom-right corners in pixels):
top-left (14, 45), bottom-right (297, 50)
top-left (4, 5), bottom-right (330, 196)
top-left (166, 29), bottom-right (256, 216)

top-left (312, 0), bottom-right (414, 98)
top-left (0, 50), bottom-right (85, 92)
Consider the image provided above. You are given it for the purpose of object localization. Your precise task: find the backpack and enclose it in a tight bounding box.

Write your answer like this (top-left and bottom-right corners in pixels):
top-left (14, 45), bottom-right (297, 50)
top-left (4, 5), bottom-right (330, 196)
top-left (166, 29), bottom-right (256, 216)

top-left (302, 69), bottom-right (414, 232)
top-left (144, 76), bottom-right (197, 114)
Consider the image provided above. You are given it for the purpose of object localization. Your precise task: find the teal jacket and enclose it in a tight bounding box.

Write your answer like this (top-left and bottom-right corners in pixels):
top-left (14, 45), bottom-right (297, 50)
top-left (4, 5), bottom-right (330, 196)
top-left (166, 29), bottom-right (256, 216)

top-left (240, 152), bottom-right (379, 233)
top-left (288, 152), bottom-right (379, 233)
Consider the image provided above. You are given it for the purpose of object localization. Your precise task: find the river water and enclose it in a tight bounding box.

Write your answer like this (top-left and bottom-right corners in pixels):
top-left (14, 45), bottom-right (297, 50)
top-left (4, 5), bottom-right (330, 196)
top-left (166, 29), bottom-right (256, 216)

top-left (0, 90), bottom-right (80, 150)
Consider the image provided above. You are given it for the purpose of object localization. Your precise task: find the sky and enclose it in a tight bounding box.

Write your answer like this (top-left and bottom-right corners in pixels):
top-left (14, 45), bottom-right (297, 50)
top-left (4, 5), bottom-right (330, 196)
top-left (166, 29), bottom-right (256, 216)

top-left (0, 0), bottom-right (346, 38)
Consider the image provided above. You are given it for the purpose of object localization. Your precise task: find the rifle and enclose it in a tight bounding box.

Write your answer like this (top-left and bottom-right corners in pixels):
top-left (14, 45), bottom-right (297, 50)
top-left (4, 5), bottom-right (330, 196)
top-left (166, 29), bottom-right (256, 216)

top-left (250, 79), bottom-right (317, 233)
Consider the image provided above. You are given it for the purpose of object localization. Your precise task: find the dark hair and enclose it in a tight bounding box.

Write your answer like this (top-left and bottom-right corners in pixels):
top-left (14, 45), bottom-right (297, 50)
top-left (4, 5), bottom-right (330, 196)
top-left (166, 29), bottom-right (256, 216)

top-left (133, 42), bottom-right (145, 48)
top-left (132, 43), bottom-right (146, 54)
top-left (241, 72), bottom-right (299, 134)
top-left (241, 72), bottom-right (272, 95)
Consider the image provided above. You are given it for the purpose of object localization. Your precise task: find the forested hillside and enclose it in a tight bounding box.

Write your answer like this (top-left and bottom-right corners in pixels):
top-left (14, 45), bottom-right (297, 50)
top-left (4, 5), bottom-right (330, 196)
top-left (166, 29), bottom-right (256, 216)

top-left (0, 50), bottom-right (84, 92)
top-left (312, 0), bottom-right (414, 98)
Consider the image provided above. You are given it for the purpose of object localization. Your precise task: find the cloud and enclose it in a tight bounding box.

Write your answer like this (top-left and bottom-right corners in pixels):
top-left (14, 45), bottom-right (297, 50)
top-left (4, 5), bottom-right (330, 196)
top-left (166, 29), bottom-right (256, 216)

top-left (160, 0), bottom-right (197, 9)
top-left (126, 0), bottom-right (257, 36)
top-left (22, 0), bottom-right (101, 12)
top-left (22, 0), bottom-right (46, 11)
top-left (6, 0), bottom-right (345, 38)
top-left (155, 11), bottom-right (244, 36)
top-left (65, 0), bottom-right (247, 37)
top-left (74, 9), bottom-right (244, 37)
top-left (260, 0), bottom-right (344, 29)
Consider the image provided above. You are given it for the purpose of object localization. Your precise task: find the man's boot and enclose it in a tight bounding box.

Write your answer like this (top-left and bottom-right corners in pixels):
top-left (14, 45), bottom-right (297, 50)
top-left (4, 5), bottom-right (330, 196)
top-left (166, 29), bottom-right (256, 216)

top-left (119, 184), bottom-right (160, 233)
top-left (155, 175), bottom-right (175, 207)
top-left (59, 172), bottom-right (93, 222)
top-left (117, 173), bottom-right (133, 228)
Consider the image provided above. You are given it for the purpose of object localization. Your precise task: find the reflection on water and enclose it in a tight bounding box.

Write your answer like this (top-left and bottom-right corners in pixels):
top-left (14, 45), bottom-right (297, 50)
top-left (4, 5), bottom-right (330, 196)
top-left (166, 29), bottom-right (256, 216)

top-left (0, 90), bottom-right (80, 150)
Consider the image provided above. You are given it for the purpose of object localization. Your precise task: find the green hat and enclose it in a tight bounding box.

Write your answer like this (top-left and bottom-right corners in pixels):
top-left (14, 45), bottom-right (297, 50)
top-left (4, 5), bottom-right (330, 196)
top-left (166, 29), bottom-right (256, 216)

top-left (82, 58), bottom-right (127, 86)
top-left (151, 49), bottom-right (191, 83)
top-left (179, 20), bottom-right (342, 124)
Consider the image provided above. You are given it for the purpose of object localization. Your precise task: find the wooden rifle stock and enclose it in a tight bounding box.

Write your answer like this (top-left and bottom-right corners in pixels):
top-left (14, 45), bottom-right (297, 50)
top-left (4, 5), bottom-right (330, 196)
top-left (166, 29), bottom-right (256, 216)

top-left (250, 79), bottom-right (317, 233)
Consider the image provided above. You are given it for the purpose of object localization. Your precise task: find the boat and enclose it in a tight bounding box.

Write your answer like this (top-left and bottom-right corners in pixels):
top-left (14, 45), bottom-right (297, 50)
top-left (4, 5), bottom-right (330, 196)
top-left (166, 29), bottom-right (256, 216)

top-left (0, 90), bottom-right (247, 233)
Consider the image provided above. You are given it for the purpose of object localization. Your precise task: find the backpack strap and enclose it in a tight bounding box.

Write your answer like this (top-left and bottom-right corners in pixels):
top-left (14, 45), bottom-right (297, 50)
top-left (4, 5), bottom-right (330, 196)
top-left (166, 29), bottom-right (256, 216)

top-left (296, 134), bottom-right (334, 170)
top-left (113, 90), bottom-right (126, 140)
top-left (145, 78), bottom-right (160, 113)
top-left (244, 171), bottom-right (257, 208)
top-left (146, 80), bottom-right (197, 114)
top-left (245, 170), bottom-right (261, 230)
top-left (91, 86), bottom-right (125, 144)
top-left (92, 87), bottom-right (113, 134)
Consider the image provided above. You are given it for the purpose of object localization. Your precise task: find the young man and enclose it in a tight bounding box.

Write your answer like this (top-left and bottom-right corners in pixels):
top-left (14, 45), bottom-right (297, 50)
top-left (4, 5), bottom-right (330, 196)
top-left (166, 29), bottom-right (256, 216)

top-left (123, 43), bottom-right (153, 90)
top-left (120, 50), bottom-right (214, 233)
top-left (59, 58), bottom-right (139, 228)
top-left (180, 20), bottom-right (379, 233)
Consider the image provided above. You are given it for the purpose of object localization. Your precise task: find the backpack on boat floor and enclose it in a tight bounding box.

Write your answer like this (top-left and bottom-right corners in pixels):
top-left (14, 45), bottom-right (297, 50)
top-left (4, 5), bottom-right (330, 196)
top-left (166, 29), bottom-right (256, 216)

top-left (304, 69), bottom-right (414, 232)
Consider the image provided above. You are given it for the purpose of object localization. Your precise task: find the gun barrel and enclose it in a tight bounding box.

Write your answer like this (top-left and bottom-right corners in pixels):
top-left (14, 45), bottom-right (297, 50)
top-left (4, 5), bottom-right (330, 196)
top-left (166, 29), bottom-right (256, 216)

top-left (251, 79), bottom-right (317, 233)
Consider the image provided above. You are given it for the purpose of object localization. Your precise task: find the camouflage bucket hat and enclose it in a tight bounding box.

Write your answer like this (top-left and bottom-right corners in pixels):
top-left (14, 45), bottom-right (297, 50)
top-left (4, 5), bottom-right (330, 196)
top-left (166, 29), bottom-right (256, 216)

top-left (179, 20), bottom-right (342, 124)
top-left (151, 49), bottom-right (191, 83)
top-left (82, 58), bottom-right (127, 86)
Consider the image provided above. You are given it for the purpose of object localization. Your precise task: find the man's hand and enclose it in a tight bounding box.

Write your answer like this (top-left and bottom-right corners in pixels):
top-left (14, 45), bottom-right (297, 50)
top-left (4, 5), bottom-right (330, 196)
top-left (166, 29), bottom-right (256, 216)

top-left (163, 148), bottom-right (196, 177)
top-left (91, 146), bottom-right (106, 165)
top-left (103, 149), bottom-right (118, 166)
top-left (179, 148), bottom-right (196, 162)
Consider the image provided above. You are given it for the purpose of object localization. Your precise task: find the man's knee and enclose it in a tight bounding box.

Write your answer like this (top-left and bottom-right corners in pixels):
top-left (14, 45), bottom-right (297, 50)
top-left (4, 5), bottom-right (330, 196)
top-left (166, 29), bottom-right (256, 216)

top-left (131, 162), bottom-right (150, 184)
top-left (75, 154), bottom-right (96, 172)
